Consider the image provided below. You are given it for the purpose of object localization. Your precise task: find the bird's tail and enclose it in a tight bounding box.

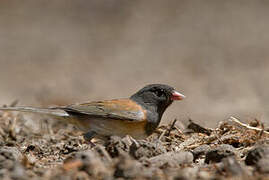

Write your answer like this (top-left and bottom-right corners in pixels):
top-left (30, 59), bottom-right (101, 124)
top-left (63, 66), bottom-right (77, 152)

top-left (0, 106), bottom-right (69, 117)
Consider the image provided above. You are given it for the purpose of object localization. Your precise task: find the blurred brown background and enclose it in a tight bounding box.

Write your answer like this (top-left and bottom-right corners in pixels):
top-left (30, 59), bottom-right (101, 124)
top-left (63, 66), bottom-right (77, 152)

top-left (0, 0), bottom-right (268, 127)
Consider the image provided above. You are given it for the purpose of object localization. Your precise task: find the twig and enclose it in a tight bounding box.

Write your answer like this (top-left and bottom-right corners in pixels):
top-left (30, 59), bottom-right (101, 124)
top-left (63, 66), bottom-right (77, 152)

top-left (211, 129), bottom-right (223, 144)
top-left (229, 116), bottom-right (269, 135)
top-left (174, 126), bottom-right (183, 134)
top-left (158, 129), bottom-right (166, 141)
top-left (187, 119), bottom-right (212, 135)
top-left (167, 119), bottom-right (177, 136)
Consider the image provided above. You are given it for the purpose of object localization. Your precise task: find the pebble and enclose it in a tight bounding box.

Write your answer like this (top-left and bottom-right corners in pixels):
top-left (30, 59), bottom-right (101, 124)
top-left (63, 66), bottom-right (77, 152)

top-left (205, 144), bottom-right (235, 164)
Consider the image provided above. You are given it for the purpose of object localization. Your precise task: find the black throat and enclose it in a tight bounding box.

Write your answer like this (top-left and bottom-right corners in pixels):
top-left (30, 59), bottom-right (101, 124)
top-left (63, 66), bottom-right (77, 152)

top-left (130, 95), bottom-right (172, 135)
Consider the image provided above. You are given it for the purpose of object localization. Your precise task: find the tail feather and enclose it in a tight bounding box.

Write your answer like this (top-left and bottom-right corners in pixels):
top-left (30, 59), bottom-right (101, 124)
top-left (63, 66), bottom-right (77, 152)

top-left (0, 106), bottom-right (69, 117)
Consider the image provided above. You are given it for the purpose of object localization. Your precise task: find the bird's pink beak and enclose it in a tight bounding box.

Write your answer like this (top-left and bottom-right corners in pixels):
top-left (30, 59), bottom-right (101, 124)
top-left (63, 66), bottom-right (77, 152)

top-left (171, 91), bottom-right (185, 100)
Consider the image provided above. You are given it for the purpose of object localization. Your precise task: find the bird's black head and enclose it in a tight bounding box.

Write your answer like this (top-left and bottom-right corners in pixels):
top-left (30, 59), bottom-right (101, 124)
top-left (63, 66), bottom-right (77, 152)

top-left (130, 84), bottom-right (185, 116)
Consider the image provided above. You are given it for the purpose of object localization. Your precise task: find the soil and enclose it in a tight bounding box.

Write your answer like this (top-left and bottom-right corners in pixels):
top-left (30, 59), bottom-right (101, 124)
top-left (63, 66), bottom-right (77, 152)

top-left (0, 108), bottom-right (269, 180)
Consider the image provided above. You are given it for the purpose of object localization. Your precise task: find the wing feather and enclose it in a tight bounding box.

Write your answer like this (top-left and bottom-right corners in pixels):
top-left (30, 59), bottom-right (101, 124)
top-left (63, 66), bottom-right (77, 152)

top-left (60, 99), bottom-right (146, 122)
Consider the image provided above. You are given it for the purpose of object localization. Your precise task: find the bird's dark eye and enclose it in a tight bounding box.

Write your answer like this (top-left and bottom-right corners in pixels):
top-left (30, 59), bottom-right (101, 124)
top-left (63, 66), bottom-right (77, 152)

top-left (155, 89), bottom-right (164, 97)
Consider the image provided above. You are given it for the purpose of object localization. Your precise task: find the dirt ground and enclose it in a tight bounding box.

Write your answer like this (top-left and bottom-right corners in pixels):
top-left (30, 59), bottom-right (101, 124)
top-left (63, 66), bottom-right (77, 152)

top-left (0, 108), bottom-right (269, 179)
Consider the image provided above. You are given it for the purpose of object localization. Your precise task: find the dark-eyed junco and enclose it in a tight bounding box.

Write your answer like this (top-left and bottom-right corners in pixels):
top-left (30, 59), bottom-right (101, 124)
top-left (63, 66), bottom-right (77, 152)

top-left (0, 84), bottom-right (185, 140)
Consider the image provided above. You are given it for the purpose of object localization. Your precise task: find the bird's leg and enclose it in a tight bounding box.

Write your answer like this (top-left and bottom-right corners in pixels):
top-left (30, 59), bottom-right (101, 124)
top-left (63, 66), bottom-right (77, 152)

top-left (83, 131), bottom-right (97, 146)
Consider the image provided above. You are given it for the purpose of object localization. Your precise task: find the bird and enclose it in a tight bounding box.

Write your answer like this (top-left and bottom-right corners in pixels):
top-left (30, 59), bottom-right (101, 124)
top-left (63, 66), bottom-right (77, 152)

top-left (0, 84), bottom-right (185, 140)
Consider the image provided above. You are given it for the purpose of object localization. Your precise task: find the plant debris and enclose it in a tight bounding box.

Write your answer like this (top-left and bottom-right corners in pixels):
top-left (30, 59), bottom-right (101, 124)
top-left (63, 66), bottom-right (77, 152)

top-left (0, 110), bottom-right (269, 179)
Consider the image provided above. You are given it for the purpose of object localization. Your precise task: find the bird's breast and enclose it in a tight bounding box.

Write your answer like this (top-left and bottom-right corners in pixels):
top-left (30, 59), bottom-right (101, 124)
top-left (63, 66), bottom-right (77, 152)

top-left (67, 116), bottom-right (149, 139)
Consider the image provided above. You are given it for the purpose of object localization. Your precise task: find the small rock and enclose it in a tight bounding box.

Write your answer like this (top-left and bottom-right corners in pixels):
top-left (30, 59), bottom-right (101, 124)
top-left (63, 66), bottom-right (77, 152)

top-left (257, 158), bottom-right (269, 173)
top-left (0, 146), bottom-right (22, 161)
top-left (245, 146), bottom-right (269, 166)
top-left (63, 150), bottom-right (112, 179)
top-left (197, 170), bottom-right (212, 180)
top-left (192, 144), bottom-right (211, 160)
top-left (179, 167), bottom-right (199, 180)
top-left (10, 162), bottom-right (27, 180)
top-left (1, 159), bottom-right (14, 170)
top-left (0, 169), bottom-right (8, 179)
top-left (205, 144), bottom-right (235, 164)
top-left (0, 146), bottom-right (22, 171)
top-left (218, 134), bottom-right (240, 148)
top-left (0, 146), bottom-right (26, 179)
top-left (105, 136), bottom-right (133, 158)
top-left (75, 150), bottom-right (111, 177)
top-left (221, 156), bottom-right (245, 176)
top-left (245, 146), bottom-right (269, 173)
top-left (114, 154), bottom-right (144, 179)
top-left (148, 151), bottom-right (193, 168)
top-left (74, 171), bottom-right (90, 180)
top-left (171, 167), bottom-right (199, 180)
top-left (130, 140), bottom-right (167, 159)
